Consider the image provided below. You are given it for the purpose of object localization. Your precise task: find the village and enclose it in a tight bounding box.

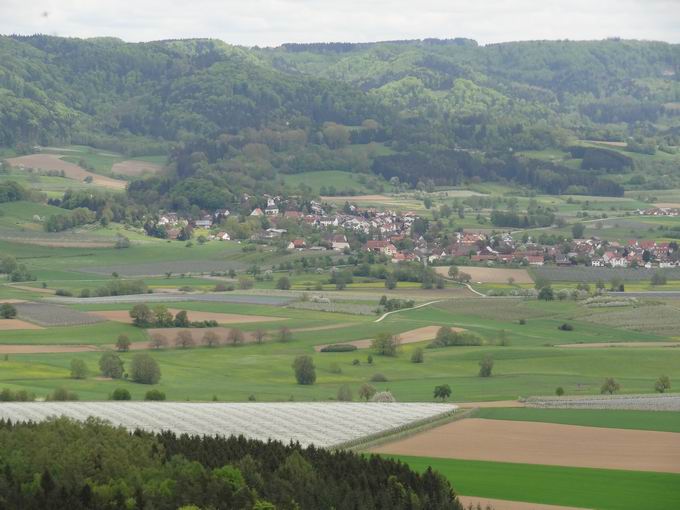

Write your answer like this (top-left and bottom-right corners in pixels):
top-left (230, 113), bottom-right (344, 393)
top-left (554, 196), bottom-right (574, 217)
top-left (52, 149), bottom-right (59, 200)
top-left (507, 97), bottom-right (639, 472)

top-left (148, 196), bottom-right (680, 271)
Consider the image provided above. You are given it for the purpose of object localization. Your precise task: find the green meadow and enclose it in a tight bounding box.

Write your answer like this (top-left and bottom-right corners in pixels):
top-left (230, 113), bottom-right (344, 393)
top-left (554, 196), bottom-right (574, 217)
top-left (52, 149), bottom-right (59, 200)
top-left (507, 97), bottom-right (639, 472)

top-left (474, 408), bottom-right (680, 433)
top-left (388, 456), bottom-right (680, 510)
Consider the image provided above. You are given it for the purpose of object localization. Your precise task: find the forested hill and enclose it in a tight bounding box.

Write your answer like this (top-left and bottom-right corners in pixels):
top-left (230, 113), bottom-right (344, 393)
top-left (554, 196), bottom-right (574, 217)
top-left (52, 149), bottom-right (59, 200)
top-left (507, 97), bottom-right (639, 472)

top-left (1, 35), bottom-right (679, 198)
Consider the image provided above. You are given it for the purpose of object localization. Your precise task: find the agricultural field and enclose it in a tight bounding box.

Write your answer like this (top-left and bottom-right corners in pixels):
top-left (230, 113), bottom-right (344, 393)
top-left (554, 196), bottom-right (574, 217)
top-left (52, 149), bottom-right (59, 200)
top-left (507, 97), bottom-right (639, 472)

top-left (0, 401), bottom-right (455, 448)
top-left (434, 266), bottom-right (533, 284)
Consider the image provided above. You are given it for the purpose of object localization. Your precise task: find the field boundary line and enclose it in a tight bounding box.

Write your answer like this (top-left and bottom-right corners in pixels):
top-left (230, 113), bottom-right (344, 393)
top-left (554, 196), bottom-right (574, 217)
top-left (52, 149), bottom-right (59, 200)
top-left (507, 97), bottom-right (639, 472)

top-left (374, 300), bottom-right (446, 322)
top-left (347, 407), bottom-right (470, 452)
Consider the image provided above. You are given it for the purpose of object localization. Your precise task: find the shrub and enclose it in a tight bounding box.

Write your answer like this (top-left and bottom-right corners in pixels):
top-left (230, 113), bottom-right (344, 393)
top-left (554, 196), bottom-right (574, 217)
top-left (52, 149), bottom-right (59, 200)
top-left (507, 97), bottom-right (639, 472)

top-left (337, 385), bottom-right (353, 401)
top-left (276, 326), bottom-right (292, 343)
top-left (367, 354), bottom-right (373, 364)
top-left (558, 323), bottom-right (573, 331)
top-left (410, 347), bottom-right (424, 363)
top-left (358, 383), bottom-right (376, 401)
top-left (370, 373), bottom-right (388, 382)
top-left (0, 303), bottom-right (17, 319)
top-left (276, 276), bottom-right (291, 290)
top-left (555, 386), bottom-right (565, 396)
top-left (111, 388), bottom-right (131, 400)
top-left (292, 355), bottom-right (316, 385)
top-left (320, 343), bottom-right (358, 352)
top-left (429, 327), bottom-right (482, 348)
top-left (0, 388), bottom-right (34, 401)
top-left (49, 387), bottom-right (78, 401)
top-left (145, 389), bottom-right (166, 401)
top-left (55, 289), bottom-right (73, 297)
top-left (370, 391), bottom-right (396, 402)
top-left (130, 354), bottom-right (161, 384)
top-left (518, 318), bottom-right (526, 325)
top-left (351, 359), bottom-right (360, 366)
top-left (70, 359), bottom-right (88, 379)
top-left (99, 352), bottom-right (124, 379)
top-left (478, 355), bottom-right (494, 377)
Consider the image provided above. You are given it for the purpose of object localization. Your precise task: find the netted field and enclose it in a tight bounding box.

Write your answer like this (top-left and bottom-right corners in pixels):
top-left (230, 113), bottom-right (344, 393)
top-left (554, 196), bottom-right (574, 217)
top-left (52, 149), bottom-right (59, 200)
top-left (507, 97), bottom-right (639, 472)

top-left (581, 303), bottom-right (680, 336)
top-left (79, 259), bottom-right (249, 276)
top-left (525, 394), bottom-right (680, 411)
top-left (14, 303), bottom-right (105, 327)
top-left (532, 266), bottom-right (680, 282)
top-left (0, 402), bottom-right (456, 447)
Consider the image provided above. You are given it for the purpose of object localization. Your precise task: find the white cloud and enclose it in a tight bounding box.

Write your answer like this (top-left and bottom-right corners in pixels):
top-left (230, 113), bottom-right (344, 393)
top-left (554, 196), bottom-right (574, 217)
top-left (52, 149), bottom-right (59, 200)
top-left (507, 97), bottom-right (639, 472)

top-left (0, 0), bottom-right (678, 46)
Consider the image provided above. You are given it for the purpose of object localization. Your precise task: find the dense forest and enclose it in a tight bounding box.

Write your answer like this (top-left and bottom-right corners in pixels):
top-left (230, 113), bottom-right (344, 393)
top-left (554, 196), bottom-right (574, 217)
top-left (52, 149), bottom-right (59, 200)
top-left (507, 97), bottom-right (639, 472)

top-left (1, 35), bottom-right (679, 205)
top-left (0, 417), bottom-right (460, 510)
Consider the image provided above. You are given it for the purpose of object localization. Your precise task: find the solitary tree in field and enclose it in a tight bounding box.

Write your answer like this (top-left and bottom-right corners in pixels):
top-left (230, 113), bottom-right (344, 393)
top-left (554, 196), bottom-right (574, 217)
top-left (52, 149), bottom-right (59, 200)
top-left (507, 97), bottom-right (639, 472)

top-left (655, 375), bottom-right (671, 393)
top-left (358, 383), bottom-right (376, 401)
top-left (153, 305), bottom-right (174, 327)
top-left (448, 266), bottom-right (459, 279)
top-left (129, 304), bottom-right (152, 327)
top-left (253, 329), bottom-right (267, 344)
top-left (600, 377), bottom-right (620, 394)
top-left (175, 330), bottom-right (195, 349)
top-left (276, 276), bottom-right (291, 290)
top-left (292, 355), bottom-right (316, 385)
top-left (99, 352), bottom-right (124, 379)
top-left (174, 310), bottom-right (190, 328)
top-left (277, 326), bottom-right (292, 343)
top-left (130, 354), bottom-right (161, 384)
top-left (202, 330), bottom-right (220, 348)
top-left (571, 222), bottom-right (585, 239)
top-left (555, 387), bottom-right (565, 396)
top-left (410, 347), bottom-right (424, 363)
top-left (115, 334), bottom-right (131, 352)
top-left (149, 332), bottom-right (167, 350)
top-left (227, 328), bottom-right (244, 346)
top-left (70, 359), bottom-right (89, 379)
top-left (478, 355), bottom-right (494, 377)
top-left (433, 384), bottom-right (451, 401)
top-left (0, 303), bottom-right (17, 319)
top-left (372, 333), bottom-right (399, 356)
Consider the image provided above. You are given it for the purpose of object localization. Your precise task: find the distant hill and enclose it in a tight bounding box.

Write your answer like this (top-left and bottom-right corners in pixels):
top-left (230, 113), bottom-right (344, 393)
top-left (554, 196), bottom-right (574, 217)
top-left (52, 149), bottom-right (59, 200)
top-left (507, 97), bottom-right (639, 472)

top-left (1, 35), bottom-right (678, 199)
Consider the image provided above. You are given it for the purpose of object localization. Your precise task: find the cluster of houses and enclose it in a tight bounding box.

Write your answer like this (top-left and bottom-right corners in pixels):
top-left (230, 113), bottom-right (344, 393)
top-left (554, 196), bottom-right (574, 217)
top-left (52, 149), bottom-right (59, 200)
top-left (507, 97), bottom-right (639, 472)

top-left (153, 197), bottom-right (679, 269)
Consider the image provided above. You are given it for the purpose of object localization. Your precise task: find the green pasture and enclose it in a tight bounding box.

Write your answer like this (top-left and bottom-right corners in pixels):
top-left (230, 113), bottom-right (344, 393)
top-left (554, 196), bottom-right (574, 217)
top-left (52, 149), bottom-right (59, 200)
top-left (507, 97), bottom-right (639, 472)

top-left (389, 456), bottom-right (680, 510)
top-left (281, 170), bottom-right (383, 194)
top-left (475, 408), bottom-right (680, 433)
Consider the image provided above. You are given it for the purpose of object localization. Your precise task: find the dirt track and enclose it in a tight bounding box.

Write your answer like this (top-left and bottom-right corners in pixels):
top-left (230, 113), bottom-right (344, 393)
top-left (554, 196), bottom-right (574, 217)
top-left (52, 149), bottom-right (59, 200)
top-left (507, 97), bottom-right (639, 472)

top-left (371, 418), bottom-right (680, 473)
top-left (7, 154), bottom-right (126, 190)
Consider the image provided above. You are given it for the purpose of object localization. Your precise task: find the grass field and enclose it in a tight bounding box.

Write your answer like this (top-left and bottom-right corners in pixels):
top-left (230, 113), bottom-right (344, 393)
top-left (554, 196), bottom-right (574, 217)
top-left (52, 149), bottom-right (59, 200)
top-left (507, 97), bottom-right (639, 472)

top-left (475, 408), bottom-right (680, 433)
top-left (389, 456), bottom-right (680, 510)
top-left (281, 170), bottom-right (386, 194)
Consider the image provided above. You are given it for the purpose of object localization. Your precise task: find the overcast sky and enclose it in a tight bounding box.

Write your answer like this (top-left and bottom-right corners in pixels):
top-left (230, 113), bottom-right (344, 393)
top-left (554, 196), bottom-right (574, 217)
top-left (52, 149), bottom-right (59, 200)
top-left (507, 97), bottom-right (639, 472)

top-left (1, 0), bottom-right (678, 46)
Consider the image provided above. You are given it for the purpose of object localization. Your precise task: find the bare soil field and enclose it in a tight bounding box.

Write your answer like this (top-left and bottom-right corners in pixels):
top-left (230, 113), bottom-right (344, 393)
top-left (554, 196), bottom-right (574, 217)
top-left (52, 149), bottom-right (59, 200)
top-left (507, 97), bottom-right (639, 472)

top-left (457, 496), bottom-right (588, 510)
top-left (6, 154), bottom-right (126, 190)
top-left (0, 319), bottom-right (44, 331)
top-left (88, 309), bottom-right (284, 324)
top-left (111, 160), bottom-right (164, 176)
top-left (315, 325), bottom-right (456, 352)
top-left (581, 140), bottom-right (628, 147)
top-left (371, 418), bottom-right (680, 473)
top-left (557, 342), bottom-right (680, 348)
top-left (434, 266), bottom-right (534, 284)
top-left (654, 202), bottom-right (680, 208)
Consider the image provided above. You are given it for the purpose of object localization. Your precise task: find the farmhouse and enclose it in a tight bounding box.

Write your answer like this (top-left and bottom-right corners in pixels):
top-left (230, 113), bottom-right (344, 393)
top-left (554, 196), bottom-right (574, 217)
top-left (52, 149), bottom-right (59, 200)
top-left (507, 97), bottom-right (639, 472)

top-left (365, 240), bottom-right (397, 256)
